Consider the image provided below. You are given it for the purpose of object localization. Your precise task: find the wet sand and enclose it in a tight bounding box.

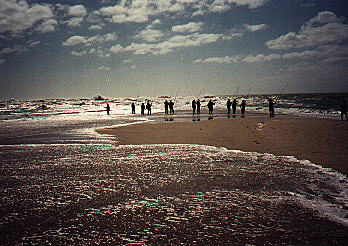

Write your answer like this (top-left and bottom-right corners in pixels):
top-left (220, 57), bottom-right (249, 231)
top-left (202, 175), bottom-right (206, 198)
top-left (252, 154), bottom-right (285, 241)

top-left (97, 117), bottom-right (348, 176)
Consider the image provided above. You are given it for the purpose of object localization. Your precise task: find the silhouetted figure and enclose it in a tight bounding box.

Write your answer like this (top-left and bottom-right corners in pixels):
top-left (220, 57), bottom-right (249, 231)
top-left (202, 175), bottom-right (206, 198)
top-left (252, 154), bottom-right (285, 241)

top-left (141, 103), bottom-right (145, 115)
top-left (227, 99), bottom-right (231, 114)
top-left (106, 103), bottom-right (110, 115)
top-left (164, 100), bottom-right (169, 114)
top-left (192, 100), bottom-right (196, 114)
top-left (341, 100), bottom-right (347, 121)
top-left (269, 99), bottom-right (275, 118)
top-left (169, 100), bottom-right (174, 114)
top-left (208, 100), bottom-right (215, 114)
top-left (232, 99), bottom-right (237, 114)
top-left (240, 100), bottom-right (246, 116)
top-left (196, 99), bottom-right (201, 114)
top-left (131, 102), bottom-right (135, 114)
top-left (146, 101), bottom-right (152, 115)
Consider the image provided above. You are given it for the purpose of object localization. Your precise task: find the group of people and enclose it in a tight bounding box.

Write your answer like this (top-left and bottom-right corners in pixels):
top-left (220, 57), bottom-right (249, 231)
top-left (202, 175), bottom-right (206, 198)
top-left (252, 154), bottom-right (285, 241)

top-left (191, 99), bottom-right (201, 114)
top-left (140, 101), bottom-right (152, 115)
top-left (131, 100), bottom-right (175, 115)
top-left (224, 99), bottom-right (246, 116)
top-left (164, 100), bottom-right (175, 114)
top-left (106, 98), bottom-right (266, 117)
top-left (106, 98), bottom-right (347, 120)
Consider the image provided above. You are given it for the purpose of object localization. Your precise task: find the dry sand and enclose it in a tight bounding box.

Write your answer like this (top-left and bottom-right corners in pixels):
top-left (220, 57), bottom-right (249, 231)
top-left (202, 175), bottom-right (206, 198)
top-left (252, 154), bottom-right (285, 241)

top-left (97, 117), bottom-right (348, 175)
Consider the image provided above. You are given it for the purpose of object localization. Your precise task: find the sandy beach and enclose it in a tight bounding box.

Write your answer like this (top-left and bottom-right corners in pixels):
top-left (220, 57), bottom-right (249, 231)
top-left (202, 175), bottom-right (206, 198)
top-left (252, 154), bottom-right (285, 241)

top-left (97, 117), bottom-right (348, 176)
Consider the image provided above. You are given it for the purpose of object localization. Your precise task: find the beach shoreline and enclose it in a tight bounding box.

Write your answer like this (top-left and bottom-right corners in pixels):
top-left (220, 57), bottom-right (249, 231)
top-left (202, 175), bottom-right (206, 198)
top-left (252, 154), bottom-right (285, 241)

top-left (96, 116), bottom-right (348, 176)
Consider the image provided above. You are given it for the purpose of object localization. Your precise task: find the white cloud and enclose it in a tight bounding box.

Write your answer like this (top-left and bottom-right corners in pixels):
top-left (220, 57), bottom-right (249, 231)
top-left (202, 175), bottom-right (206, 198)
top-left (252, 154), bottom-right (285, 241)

top-left (177, 0), bottom-right (199, 3)
top-left (89, 48), bottom-right (111, 58)
top-left (266, 11), bottom-right (348, 50)
top-left (98, 0), bottom-right (268, 24)
top-left (63, 36), bottom-right (87, 46)
top-left (89, 24), bottom-right (105, 30)
top-left (68, 5), bottom-right (87, 17)
top-left (172, 22), bottom-right (203, 33)
top-left (282, 45), bottom-right (348, 63)
top-left (152, 19), bottom-right (161, 25)
top-left (222, 33), bottom-right (243, 40)
top-left (243, 53), bottom-right (281, 62)
top-left (35, 19), bottom-right (58, 33)
top-left (0, 46), bottom-right (27, 55)
top-left (63, 33), bottom-right (117, 46)
top-left (124, 32), bottom-right (234, 55)
top-left (0, 59), bottom-right (5, 65)
top-left (136, 27), bottom-right (164, 42)
top-left (227, 0), bottom-right (269, 9)
top-left (103, 33), bottom-right (117, 42)
top-left (27, 40), bottom-right (41, 47)
top-left (244, 23), bottom-right (268, 32)
top-left (282, 50), bottom-right (319, 60)
top-left (54, 3), bottom-right (66, 12)
top-left (71, 50), bottom-right (87, 56)
top-left (63, 17), bottom-right (84, 27)
top-left (194, 56), bottom-right (237, 63)
top-left (194, 53), bottom-right (281, 63)
top-left (110, 44), bottom-right (126, 54)
top-left (110, 29), bottom-right (242, 55)
top-left (61, 5), bottom-right (88, 28)
top-left (0, 0), bottom-right (55, 35)
top-left (98, 65), bottom-right (111, 71)
top-left (0, 41), bottom-right (40, 57)
top-left (211, 0), bottom-right (230, 13)
top-left (307, 11), bottom-right (344, 25)
top-left (194, 43), bottom-right (348, 67)
top-left (99, 0), bottom-right (150, 23)
top-left (126, 43), bottom-right (157, 55)
top-left (192, 10), bottom-right (204, 17)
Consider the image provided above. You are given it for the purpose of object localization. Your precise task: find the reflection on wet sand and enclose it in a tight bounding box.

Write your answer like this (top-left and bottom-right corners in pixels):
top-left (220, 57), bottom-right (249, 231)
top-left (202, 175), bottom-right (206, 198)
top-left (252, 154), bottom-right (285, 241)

top-left (2, 144), bottom-right (348, 244)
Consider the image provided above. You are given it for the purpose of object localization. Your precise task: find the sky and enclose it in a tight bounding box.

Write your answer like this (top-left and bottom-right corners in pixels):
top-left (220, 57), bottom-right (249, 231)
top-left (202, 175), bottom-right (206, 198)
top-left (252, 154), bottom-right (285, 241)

top-left (1, 0), bottom-right (348, 99)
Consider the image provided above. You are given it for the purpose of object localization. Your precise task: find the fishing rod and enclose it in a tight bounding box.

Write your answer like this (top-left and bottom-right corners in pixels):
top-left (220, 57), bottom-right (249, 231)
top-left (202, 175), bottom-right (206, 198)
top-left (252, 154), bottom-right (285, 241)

top-left (279, 81), bottom-right (289, 95)
top-left (152, 89), bottom-right (157, 98)
top-left (234, 83), bottom-right (240, 98)
top-left (246, 81), bottom-right (253, 97)
top-left (174, 88), bottom-right (180, 102)
top-left (169, 88), bottom-right (176, 98)
top-left (196, 89), bottom-right (203, 100)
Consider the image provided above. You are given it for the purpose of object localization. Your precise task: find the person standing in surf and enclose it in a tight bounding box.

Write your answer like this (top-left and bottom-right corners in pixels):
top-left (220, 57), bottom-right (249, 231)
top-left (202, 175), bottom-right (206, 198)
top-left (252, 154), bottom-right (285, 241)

top-left (227, 99), bottom-right (232, 114)
top-left (141, 103), bottom-right (145, 115)
top-left (192, 99), bottom-right (196, 114)
top-left (232, 99), bottom-right (237, 114)
top-left (240, 100), bottom-right (246, 117)
top-left (196, 99), bottom-right (201, 114)
top-left (269, 99), bottom-right (275, 118)
top-left (208, 100), bottom-right (215, 114)
top-left (106, 103), bottom-right (110, 115)
top-left (169, 100), bottom-right (175, 114)
top-left (164, 100), bottom-right (169, 114)
top-left (341, 99), bottom-right (347, 121)
top-left (131, 102), bottom-right (135, 114)
top-left (146, 101), bottom-right (152, 115)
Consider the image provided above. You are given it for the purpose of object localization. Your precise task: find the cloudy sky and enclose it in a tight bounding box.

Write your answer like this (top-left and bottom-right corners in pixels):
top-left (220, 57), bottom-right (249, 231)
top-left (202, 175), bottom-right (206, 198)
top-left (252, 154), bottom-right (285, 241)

top-left (1, 0), bottom-right (348, 99)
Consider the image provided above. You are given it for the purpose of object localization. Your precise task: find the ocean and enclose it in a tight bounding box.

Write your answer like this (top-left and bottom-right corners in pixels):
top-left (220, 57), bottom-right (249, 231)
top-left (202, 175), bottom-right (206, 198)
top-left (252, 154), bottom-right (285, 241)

top-left (1, 93), bottom-right (348, 245)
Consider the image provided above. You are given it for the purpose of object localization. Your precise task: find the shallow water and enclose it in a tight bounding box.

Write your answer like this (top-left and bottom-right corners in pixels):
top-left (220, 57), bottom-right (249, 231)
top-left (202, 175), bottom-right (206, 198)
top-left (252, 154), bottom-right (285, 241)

top-left (1, 93), bottom-right (348, 244)
top-left (1, 143), bottom-right (348, 245)
top-left (1, 93), bottom-right (347, 122)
